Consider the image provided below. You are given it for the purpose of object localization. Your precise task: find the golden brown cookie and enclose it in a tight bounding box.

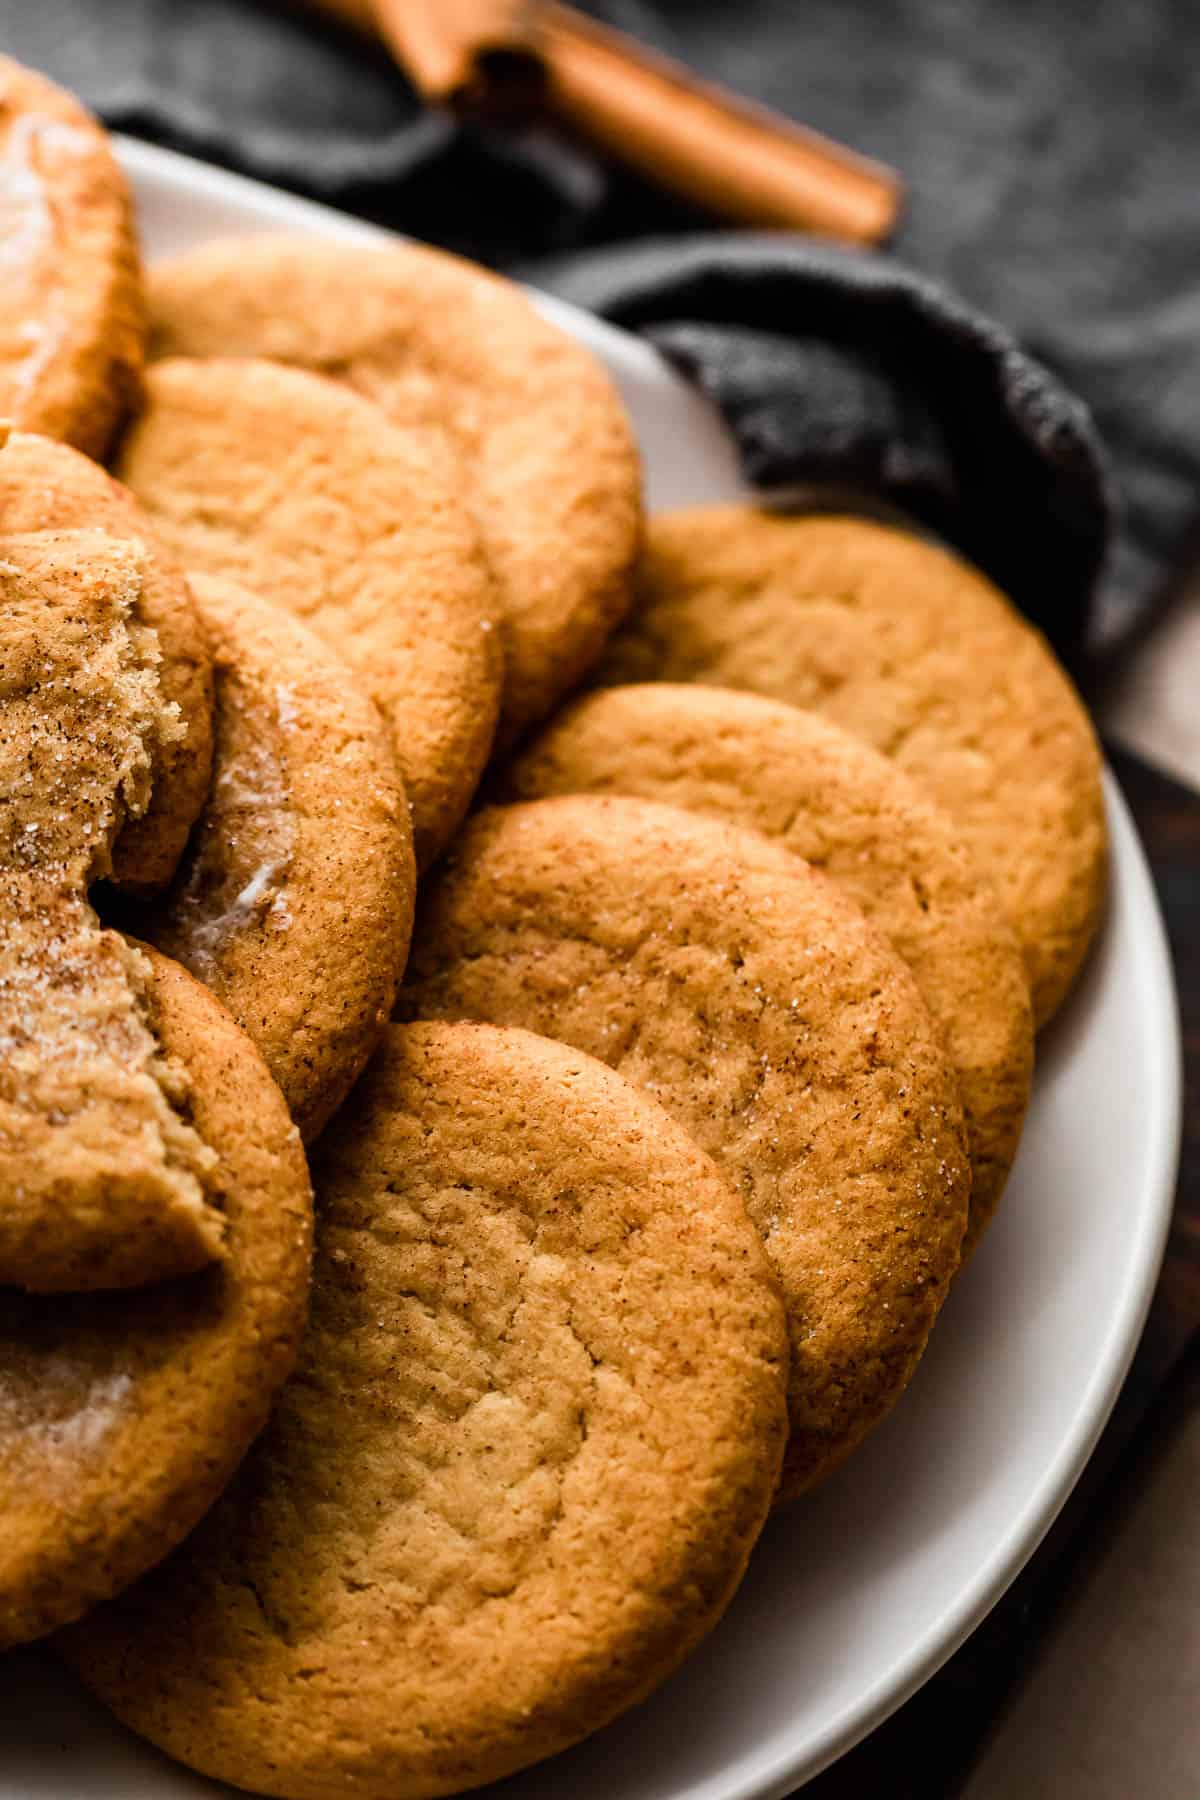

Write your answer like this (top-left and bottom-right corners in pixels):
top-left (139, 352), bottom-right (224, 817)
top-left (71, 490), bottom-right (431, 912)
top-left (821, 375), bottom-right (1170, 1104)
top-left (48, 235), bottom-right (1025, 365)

top-left (500, 684), bottom-right (1034, 1252)
top-left (65, 1020), bottom-right (787, 1800)
top-left (0, 56), bottom-right (144, 461)
top-left (402, 797), bottom-right (970, 1497)
top-left (0, 528), bottom-right (222, 1293)
top-left (0, 430), bottom-right (212, 890)
top-left (0, 947), bottom-right (312, 1649)
top-left (117, 356), bottom-right (502, 867)
top-left (148, 234), bottom-right (643, 743)
top-left (140, 573), bottom-right (416, 1143)
top-left (596, 508), bottom-right (1107, 1025)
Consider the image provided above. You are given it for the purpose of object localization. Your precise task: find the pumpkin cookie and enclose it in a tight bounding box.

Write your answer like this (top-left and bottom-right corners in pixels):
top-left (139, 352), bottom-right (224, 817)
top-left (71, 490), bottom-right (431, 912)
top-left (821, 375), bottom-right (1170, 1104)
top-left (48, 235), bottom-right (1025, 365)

top-left (65, 1020), bottom-right (787, 1800)
top-left (148, 234), bottom-right (643, 743)
top-left (140, 573), bottom-right (416, 1143)
top-left (596, 509), bottom-right (1107, 1025)
top-left (402, 797), bottom-right (970, 1497)
top-left (0, 430), bottom-right (212, 890)
top-left (117, 356), bottom-right (502, 867)
top-left (0, 57), bottom-right (144, 462)
top-left (0, 947), bottom-right (312, 1649)
top-left (0, 528), bottom-right (222, 1293)
top-left (500, 684), bottom-right (1034, 1251)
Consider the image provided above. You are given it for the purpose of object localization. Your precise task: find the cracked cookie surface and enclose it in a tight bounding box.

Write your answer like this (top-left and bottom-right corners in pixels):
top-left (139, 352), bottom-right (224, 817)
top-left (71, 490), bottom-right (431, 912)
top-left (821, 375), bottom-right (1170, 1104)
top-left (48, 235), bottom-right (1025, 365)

top-left (148, 234), bottom-right (643, 745)
top-left (140, 573), bottom-right (416, 1143)
top-left (63, 1020), bottom-right (786, 1800)
top-left (500, 683), bottom-right (1033, 1252)
top-left (401, 796), bottom-right (970, 1497)
top-left (117, 356), bottom-right (503, 868)
top-left (2, 948), bottom-right (312, 1649)
top-left (0, 55), bottom-right (144, 461)
top-left (595, 508), bottom-right (1107, 1025)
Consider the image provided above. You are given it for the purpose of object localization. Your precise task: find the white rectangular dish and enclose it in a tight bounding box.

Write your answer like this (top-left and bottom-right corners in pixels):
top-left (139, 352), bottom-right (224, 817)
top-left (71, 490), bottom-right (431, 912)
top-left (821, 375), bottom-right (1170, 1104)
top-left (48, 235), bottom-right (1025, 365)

top-left (0, 139), bottom-right (1182, 1800)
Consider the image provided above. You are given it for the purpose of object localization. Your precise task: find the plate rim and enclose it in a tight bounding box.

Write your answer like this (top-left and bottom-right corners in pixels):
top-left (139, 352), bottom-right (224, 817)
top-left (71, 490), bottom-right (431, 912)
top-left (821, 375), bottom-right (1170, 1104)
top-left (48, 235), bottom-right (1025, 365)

top-left (102, 134), bottom-right (1186, 1796)
top-left (769, 770), bottom-right (1183, 1796)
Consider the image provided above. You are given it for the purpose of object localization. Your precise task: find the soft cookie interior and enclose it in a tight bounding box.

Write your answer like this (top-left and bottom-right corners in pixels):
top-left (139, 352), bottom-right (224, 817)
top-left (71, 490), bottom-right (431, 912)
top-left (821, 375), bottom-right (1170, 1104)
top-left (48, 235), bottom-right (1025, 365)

top-left (0, 526), bottom-right (223, 1292)
top-left (1, 949), bottom-right (312, 1650)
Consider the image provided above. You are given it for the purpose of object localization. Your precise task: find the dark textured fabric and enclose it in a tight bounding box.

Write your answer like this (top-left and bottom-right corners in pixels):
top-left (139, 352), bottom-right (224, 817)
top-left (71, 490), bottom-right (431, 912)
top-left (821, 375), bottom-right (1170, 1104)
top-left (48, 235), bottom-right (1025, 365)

top-left (7, 0), bottom-right (1200, 658)
top-left (539, 235), bottom-right (1112, 662)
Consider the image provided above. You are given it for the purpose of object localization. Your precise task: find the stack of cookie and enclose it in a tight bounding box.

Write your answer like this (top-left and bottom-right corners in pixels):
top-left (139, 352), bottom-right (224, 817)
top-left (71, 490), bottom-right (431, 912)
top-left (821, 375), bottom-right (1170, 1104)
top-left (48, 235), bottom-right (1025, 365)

top-left (0, 53), bottom-right (1106, 1800)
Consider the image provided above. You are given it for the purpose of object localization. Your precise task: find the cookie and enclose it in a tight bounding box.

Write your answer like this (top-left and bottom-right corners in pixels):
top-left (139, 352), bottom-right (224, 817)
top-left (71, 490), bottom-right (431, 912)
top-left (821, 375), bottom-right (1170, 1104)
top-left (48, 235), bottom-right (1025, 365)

top-left (0, 429), bottom-right (212, 890)
top-left (0, 946), bottom-right (312, 1648)
top-left (0, 56), bottom-right (144, 461)
top-left (0, 527), bottom-right (223, 1292)
top-left (148, 234), bottom-right (643, 743)
top-left (500, 684), bottom-right (1034, 1251)
top-left (596, 508), bottom-right (1107, 1025)
top-left (65, 1019), bottom-right (787, 1799)
top-left (116, 356), bottom-right (502, 867)
top-left (402, 797), bottom-right (970, 1496)
top-left (139, 572), bottom-right (416, 1143)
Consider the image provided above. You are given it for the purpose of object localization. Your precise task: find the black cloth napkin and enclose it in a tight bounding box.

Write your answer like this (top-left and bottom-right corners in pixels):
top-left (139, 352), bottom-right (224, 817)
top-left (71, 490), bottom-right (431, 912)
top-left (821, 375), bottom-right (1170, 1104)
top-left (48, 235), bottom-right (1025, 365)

top-left (540, 235), bottom-right (1111, 664)
top-left (10, 0), bottom-right (1200, 662)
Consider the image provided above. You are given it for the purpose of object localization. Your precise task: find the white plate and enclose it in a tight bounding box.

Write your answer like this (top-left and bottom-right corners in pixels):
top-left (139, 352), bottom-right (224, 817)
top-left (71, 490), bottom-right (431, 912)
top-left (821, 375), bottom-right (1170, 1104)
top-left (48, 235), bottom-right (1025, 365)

top-left (0, 140), bottom-right (1182, 1800)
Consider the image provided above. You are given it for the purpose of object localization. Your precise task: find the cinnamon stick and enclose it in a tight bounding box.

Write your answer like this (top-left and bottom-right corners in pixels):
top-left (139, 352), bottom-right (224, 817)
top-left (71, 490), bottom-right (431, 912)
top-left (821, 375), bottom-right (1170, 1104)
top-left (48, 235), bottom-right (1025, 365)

top-left (536, 5), bottom-right (901, 243)
top-left (304, 0), bottom-right (903, 244)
